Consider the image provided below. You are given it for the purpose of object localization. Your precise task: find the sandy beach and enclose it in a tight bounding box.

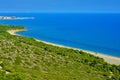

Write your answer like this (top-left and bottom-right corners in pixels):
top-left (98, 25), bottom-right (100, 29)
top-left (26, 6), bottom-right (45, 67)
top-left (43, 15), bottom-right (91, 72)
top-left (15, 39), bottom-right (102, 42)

top-left (7, 29), bottom-right (120, 65)
top-left (7, 29), bottom-right (26, 35)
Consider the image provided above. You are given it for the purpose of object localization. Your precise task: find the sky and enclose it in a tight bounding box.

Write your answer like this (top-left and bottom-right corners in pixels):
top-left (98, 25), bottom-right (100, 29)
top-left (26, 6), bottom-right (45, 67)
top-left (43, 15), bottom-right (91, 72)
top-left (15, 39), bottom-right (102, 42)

top-left (0, 0), bottom-right (120, 13)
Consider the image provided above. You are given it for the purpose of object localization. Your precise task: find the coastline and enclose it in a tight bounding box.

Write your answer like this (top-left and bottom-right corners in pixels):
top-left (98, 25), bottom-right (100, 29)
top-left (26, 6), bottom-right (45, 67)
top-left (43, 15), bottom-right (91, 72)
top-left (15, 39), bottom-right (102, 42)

top-left (7, 29), bottom-right (26, 35)
top-left (7, 29), bottom-right (120, 65)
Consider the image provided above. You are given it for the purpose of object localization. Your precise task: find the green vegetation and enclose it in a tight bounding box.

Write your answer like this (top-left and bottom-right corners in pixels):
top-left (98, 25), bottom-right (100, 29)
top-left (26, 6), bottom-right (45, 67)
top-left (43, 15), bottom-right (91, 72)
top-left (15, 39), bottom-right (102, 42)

top-left (0, 24), bottom-right (120, 80)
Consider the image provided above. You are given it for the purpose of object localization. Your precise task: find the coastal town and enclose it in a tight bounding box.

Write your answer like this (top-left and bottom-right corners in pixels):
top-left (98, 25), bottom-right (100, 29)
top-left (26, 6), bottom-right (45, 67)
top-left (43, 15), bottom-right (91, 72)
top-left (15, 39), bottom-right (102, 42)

top-left (0, 16), bottom-right (35, 20)
top-left (0, 16), bottom-right (16, 20)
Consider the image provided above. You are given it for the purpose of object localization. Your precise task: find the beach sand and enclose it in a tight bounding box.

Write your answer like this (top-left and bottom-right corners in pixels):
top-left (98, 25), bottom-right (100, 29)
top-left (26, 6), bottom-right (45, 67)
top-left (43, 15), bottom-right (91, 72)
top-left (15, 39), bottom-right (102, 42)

top-left (7, 29), bottom-right (120, 65)
top-left (7, 29), bottom-right (26, 35)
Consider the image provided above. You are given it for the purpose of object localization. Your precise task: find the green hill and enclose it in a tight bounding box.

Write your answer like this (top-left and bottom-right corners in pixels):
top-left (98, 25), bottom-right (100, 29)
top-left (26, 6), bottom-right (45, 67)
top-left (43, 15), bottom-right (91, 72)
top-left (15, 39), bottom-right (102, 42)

top-left (0, 24), bottom-right (120, 80)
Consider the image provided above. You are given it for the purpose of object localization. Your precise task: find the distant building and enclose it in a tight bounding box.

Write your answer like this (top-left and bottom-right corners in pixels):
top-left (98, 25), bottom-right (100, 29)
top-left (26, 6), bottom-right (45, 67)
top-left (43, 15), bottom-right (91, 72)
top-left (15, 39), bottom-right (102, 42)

top-left (0, 16), bottom-right (16, 20)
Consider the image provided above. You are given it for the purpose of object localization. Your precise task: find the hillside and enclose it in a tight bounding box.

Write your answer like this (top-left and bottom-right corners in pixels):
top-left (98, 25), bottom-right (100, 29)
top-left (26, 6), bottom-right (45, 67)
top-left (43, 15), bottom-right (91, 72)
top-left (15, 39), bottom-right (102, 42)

top-left (0, 24), bottom-right (120, 80)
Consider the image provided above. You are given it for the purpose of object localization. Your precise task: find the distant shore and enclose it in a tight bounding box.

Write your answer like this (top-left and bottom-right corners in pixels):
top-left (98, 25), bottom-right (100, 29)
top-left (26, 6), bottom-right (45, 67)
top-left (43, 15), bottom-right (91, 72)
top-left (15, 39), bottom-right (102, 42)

top-left (0, 16), bottom-right (35, 20)
top-left (7, 29), bottom-right (120, 65)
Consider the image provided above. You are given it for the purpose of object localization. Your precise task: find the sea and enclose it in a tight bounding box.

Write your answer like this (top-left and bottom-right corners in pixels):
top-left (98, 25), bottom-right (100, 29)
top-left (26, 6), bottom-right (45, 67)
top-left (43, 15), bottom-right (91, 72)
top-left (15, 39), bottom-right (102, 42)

top-left (0, 13), bottom-right (120, 57)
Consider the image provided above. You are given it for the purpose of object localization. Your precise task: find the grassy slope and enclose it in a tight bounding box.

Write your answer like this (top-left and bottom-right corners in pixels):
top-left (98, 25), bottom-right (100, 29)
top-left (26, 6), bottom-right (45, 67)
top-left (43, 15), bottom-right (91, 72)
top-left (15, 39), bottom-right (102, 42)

top-left (0, 25), bottom-right (120, 80)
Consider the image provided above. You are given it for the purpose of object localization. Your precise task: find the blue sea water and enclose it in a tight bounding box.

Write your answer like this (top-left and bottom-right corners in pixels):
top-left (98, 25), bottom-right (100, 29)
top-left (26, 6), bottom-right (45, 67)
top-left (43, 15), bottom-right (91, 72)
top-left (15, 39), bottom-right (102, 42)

top-left (0, 13), bottom-right (120, 57)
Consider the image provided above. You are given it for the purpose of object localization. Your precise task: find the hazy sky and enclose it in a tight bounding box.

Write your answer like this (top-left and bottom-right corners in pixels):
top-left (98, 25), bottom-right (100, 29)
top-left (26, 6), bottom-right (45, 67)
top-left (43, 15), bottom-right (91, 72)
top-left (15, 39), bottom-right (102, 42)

top-left (0, 0), bottom-right (120, 13)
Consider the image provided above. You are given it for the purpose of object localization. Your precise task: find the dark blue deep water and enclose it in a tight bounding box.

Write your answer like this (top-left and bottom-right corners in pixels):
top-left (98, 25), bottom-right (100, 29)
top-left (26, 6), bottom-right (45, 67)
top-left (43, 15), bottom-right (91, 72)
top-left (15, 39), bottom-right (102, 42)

top-left (0, 13), bottom-right (120, 57)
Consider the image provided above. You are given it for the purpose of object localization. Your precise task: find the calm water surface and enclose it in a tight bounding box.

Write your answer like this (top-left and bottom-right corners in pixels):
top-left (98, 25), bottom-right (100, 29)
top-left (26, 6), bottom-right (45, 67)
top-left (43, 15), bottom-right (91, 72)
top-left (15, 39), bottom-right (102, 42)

top-left (0, 13), bottom-right (120, 57)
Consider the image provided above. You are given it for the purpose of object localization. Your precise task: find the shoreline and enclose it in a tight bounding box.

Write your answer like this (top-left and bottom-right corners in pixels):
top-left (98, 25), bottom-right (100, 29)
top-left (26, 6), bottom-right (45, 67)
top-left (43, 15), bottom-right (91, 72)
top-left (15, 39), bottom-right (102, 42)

top-left (7, 29), bottom-right (120, 65)
top-left (7, 29), bottom-right (26, 35)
